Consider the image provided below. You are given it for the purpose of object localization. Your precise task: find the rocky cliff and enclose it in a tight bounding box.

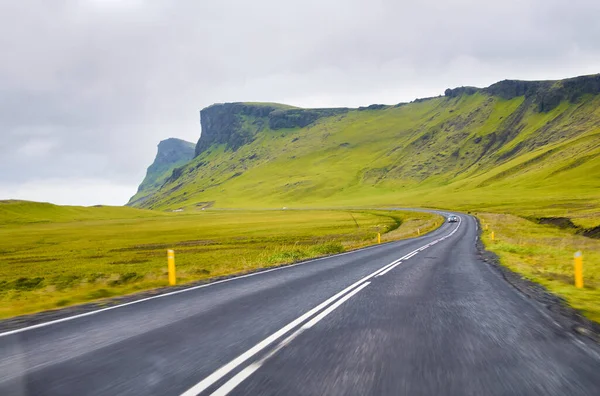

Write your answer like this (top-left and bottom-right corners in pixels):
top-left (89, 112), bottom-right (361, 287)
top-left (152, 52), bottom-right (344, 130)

top-left (129, 73), bottom-right (600, 213)
top-left (195, 103), bottom-right (350, 156)
top-left (445, 73), bottom-right (600, 112)
top-left (127, 138), bottom-right (195, 206)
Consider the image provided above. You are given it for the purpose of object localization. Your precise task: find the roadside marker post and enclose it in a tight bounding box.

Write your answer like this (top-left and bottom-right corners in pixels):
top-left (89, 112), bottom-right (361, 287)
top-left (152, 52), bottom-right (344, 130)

top-left (377, 233), bottom-right (381, 244)
top-left (491, 231), bottom-right (495, 241)
top-left (167, 249), bottom-right (176, 286)
top-left (417, 228), bottom-right (420, 236)
top-left (574, 251), bottom-right (584, 289)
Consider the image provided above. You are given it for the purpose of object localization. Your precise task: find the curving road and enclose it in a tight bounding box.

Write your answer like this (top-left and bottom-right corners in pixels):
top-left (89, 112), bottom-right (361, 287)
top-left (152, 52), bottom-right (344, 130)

top-left (1, 213), bottom-right (600, 395)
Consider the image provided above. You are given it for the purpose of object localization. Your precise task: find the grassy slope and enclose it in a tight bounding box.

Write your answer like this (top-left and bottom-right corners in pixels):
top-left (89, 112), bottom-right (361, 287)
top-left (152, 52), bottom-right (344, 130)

top-left (140, 94), bottom-right (600, 226)
top-left (479, 213), bottom-right (600, 322)
top-left (0, 205), bottom-right (440, 318)
top-left (133, 91), bottom-right (600, 323)
top-left (127, 139), bottom-right (196, 206)
top-left (0, 200), bottom-right (161, 224)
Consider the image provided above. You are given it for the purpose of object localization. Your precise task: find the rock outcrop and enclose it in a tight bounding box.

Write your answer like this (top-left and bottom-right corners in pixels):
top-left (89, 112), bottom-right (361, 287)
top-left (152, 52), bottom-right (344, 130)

top-left (195, 103), bottom-right (349, 156)
top-left (195, 103), bottom-right (278, 156)
top-left (268, 108), bottom-right (349, 129)
top-left (127, 138), bottom-right (195, 206)
top-left (445, 73), bottom-right (600, 112)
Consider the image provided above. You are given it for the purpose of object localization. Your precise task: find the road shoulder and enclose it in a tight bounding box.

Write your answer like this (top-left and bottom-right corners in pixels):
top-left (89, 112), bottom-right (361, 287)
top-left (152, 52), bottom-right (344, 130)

top-left (474, 217), bottom-right (600, 344)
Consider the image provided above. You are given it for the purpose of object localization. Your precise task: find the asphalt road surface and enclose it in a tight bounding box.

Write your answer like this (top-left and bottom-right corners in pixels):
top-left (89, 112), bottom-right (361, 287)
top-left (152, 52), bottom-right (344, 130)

top-left (1, 213), bottom-right (600, 395)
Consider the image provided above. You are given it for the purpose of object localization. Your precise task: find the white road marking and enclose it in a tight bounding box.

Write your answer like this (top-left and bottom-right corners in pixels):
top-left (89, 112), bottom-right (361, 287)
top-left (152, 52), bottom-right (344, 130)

top-left (404, 251), bottom-right (419, 259)
top-left (179, 268), bottom-right (391, 396)
top-left (0, 231), bottom-right (425, 338)
top-left (375, 217), bottom-right (462, 278)
top-left (376, 262), bottom-right (402, 277)
top-left (374, 248), bottom-right (425, 278)
top-left (210, 363), bottom-right (261, 396)
top-left (302, 282), bottom-right (370, 329)
top-left (211, 329), bottom-right (306, 396)
top-left (182, 219), bottom-right (463, 396)
top-left (211, 282), bottom-right (371, 396)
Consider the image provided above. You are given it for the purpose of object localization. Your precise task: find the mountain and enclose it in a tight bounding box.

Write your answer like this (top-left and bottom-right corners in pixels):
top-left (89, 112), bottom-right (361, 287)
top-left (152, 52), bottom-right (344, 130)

top-left (129, 74), bottom-right (600, 218)
top-left (127, 138), bottom-right (195, 206)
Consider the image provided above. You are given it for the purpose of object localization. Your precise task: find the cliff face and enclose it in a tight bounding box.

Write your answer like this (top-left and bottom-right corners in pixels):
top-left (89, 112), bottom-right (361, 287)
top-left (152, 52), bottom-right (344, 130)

top-left (445, 73), bottom-right (600, 112)
top-left (195, 103), bottom-right (350, 156)
top-left (127, 138), bottom-right (195, 206)
top-left (130, 73), bottom-right (600, 212)
top-left (195, 103), bottom-right (278, 156)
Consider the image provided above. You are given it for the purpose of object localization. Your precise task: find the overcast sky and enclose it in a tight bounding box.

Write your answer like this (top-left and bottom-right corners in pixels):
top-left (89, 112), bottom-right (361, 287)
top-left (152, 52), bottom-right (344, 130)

top-left (1, 0), bottom-right (599, 206)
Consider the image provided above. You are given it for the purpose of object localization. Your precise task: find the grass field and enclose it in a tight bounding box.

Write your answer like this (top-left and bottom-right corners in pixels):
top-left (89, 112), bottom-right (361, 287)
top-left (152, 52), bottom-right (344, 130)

top-left (479, 213), bottom-right (600, 322)
top-left (0, 202), bottom-right (440, 319)
top-left (134, 95), bottom-right (600, 219)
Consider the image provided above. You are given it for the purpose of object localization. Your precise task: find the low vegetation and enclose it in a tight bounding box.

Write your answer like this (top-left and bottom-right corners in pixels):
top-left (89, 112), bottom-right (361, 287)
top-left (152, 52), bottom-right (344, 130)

top-left (132, 91), bottom-right (600, 218)
top-left (0, 202), bottom-right (441, 319)
top-left (479, 213), bottom-right (600, 322)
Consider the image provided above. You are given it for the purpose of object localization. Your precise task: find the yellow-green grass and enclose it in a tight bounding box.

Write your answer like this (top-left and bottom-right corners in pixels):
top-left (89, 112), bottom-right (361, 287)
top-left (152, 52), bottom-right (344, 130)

top-left (479, 213), bottom-right (600, 322)
top-left (136, 94), bottom-right (600, 222)
top-left (0, 200), bottom-right (162, 224)
top-left (0, 206), bottom-right (441, 319)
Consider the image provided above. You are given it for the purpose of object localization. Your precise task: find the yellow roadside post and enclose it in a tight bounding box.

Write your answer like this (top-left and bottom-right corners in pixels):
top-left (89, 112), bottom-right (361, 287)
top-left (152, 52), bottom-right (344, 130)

top-left (484, 224), bottom-right (488, 231)
top-left (574, 251), bottom-right (583, 289)
top-left (417, 228), bottom-right (420, 235)
top-left (167, 249), bottom-right (176, 286)
top-left (377, 233), bottom-right (381, 244)
top-left (491, 231), bottom-right (495, 241)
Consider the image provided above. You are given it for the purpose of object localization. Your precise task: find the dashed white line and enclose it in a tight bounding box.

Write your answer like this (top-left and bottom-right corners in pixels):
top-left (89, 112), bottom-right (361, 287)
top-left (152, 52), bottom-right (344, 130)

top-left (183, 217), bottom-right (463, 396)
top-left (376, 262), bottom-right (402, 277)
top-left (179, 279), bottom-right (369, 396)
top-left (303, 282), bottom-right (371, 329)
top-left (180, 254), bottom-right (415, 396)
top-left (404, 251), bottom-right (419, 259)
top-left (211, 282), bottom-right (372, 396)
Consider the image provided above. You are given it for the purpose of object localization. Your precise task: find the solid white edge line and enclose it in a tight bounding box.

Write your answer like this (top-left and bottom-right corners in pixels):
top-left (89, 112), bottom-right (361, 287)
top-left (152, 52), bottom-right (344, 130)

top-left (0, 233), bottom-right (415, 338)
top-left (3, 213), bottom-right (457, 338)
top-left (182, 220), bottom-right (462, 396)
top-left (211, 282), bottom-right (371, 396)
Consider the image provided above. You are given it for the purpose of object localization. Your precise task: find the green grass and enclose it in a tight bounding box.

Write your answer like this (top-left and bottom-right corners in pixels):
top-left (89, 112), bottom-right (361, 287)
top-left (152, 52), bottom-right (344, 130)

top-left (0, 205), bottom-right (441, 319)
top-left (133, 94), bottom-right (600, 226)
top-left (123, 91), bottom-right (599, 324)
top-left (0, 200), bottom-right (162, 224)
top-left (479, 213), bottom-right (600, 322)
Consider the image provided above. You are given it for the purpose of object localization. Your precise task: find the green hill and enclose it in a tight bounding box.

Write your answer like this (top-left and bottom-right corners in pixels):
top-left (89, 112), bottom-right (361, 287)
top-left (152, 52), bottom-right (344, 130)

top-left (0, 200), bottom-right (161, 225)
top-left (127, 138), bottom-right (195, 206)
top-left (129, 74), bottom-right (600, 222)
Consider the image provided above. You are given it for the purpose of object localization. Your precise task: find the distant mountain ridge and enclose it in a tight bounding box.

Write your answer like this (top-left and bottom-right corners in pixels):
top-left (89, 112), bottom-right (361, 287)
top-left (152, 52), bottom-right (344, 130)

top-left (128, 73), bottom-right (600, 216)
top-left (127, 138), bottom-right (195, 206)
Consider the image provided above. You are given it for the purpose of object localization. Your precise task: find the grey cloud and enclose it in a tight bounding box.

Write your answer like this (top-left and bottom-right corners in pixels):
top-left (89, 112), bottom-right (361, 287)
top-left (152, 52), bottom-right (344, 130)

top-left (1, 0), bottom-right (599, 205)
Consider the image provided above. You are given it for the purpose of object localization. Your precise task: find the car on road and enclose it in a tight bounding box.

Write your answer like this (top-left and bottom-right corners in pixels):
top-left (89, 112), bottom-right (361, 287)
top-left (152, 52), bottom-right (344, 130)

top-left (447, 215), bottom-right (458, 223)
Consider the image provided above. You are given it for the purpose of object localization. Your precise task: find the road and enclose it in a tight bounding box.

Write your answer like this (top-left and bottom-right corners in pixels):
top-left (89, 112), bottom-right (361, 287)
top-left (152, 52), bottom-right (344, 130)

top-left (1, 213), bottom-right (599, 395)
